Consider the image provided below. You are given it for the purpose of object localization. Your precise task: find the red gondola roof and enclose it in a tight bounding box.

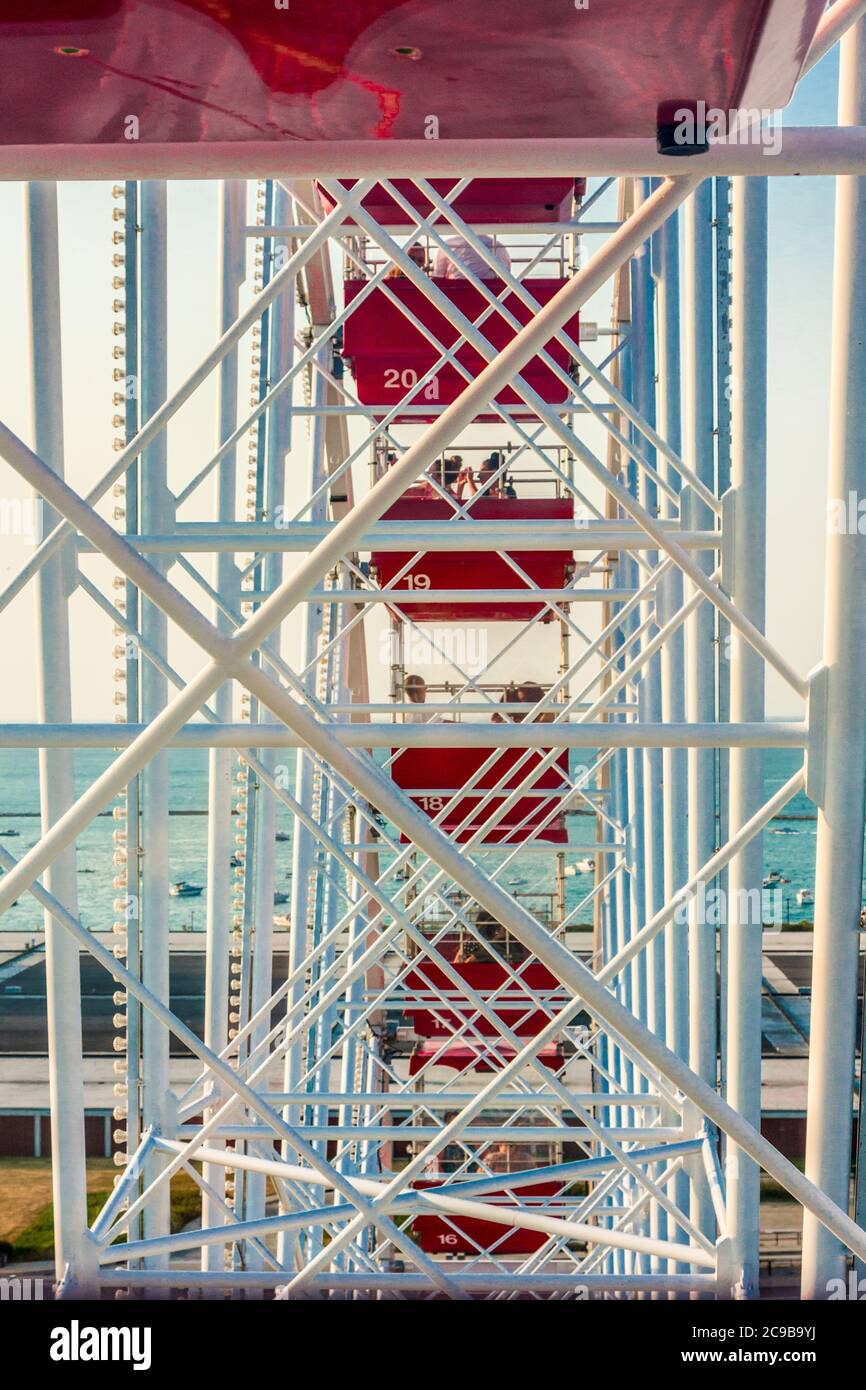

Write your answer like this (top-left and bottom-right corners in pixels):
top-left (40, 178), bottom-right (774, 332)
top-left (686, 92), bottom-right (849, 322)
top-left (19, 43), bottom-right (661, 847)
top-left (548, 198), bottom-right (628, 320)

top-left (0, 1), bottom-right (824, 148)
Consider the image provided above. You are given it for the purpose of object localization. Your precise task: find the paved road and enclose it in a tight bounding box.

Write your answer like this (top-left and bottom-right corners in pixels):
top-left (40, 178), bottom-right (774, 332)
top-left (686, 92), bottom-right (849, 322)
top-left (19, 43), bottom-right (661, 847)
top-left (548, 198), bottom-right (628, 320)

top-left (0, 951), bottom-right (289, 1054)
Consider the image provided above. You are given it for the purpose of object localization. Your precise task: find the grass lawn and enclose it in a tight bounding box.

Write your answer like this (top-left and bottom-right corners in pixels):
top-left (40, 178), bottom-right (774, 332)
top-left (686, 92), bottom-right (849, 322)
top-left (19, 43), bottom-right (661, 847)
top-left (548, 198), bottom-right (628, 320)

top-left (0, 1157), bottom-right (202, 1261)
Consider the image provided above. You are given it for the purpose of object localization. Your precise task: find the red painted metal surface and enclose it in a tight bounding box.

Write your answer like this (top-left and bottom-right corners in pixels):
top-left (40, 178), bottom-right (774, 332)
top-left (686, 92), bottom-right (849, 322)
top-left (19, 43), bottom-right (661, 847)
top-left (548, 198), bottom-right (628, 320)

top-left (316, 178), bottom-right (579, 225)
top-left (392, 745), bottom-right (570, 845)
top-left (371, 497), bottom-right (575, 622)
top-left (342, 277), bottom-right (580, 421)
top-left (403, 959), bottom-right (569, 1038)
top-left (407, 1040), bottom-right (565, 1077)
top-left (0, 2), bottom-right (824, 148)
top-left (412, 1179), bottom-right (562, 1256)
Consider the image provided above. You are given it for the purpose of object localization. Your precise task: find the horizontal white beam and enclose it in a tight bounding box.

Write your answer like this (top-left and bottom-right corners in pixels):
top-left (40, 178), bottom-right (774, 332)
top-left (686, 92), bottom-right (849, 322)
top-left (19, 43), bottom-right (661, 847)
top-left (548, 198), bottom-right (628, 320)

top-left (248, 587), bottom-right (634, 604)
top-left (4, 129), bottom-right (866, 180)
top-left (100, 1268), bottom-right (717, 1294)
top-left (178, 1125), bottom-right (682, 1143)
top-left (77, 523), bottom-right (720, 553)
top-left (248, 221), bottom-right (622, 238)
top-left (0, 722), bottom-right (807, 749)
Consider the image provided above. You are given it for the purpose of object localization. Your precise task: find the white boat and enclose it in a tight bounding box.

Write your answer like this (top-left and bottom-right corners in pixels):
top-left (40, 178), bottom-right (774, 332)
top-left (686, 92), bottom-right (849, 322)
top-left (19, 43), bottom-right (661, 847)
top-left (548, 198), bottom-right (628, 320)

top-left (565, 857), bottom-right (595, 876)
top-left (796, 888), bottom-right (814, 906)
top-left (170, 880), bottom-right (203, 898)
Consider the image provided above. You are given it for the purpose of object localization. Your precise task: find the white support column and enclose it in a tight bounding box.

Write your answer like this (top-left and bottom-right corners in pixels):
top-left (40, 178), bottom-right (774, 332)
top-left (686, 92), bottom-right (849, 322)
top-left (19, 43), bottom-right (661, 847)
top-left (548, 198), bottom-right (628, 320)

top-left (801, 17), bottom-right (866, 1298)
top-left (202, 179), bottom-right (245, 1271)
top-left (653, 195), bottom-right (691, 1274)
top-left (725, 175), bottom-right (768, 1300)
top-left (278, 344), bottom-right (329, 1266)
top-left (654, 205), bottom-right (689, 1068)
top-left (683, 180), bottom-right (718, 1242)
top-left (247, 185), bottom-right (295, 1270)
top-left (139, 180), bottom-right (172, 1247)
top-left (25, 181), bottom-right (92, 1292)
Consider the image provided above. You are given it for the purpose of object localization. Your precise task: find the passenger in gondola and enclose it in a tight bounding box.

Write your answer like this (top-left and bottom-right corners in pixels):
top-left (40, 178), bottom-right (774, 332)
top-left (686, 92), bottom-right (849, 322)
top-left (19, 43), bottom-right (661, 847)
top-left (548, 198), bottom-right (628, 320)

top-left (491, 681), bottom-right (554, 723)
top-left (491, 682), bottom-right (520, 722)
top-left (422, 1114), bottom-right (479, 1176)
top-left (431, 234), bottom-right (512, 280)
top-left (455, 907), bottom-right (505, 964)
top-left (479, 457), bottom-right (515, 498)
top-left (386, 242), bottom-right (430, 278)
top-left (403, 673), bottom-right (432, 722)
top-left (420, 454), bottom-right (471, 499)
top-left (403, 673), bottom-right (454, 723)
top-left (516, 680), bottom-right (555, 722)
top-left (484, 1140), bottom-right (511, 1175)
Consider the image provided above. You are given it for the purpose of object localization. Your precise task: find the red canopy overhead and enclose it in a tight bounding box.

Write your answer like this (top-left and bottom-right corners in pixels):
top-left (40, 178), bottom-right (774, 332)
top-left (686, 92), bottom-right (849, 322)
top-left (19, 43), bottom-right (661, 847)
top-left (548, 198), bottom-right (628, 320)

top-left (0, 1), bottom-right (824, 150)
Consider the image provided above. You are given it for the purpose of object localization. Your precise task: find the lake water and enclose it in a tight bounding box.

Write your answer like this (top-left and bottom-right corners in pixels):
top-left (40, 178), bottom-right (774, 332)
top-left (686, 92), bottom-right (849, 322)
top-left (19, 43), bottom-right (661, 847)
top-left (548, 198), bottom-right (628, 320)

top-left (0, 746), bottom-right (861, 934)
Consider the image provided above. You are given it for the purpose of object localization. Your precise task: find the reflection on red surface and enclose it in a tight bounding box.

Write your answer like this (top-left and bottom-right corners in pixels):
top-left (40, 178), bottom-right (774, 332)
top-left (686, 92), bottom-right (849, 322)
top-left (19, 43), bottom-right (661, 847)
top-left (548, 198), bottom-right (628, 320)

top-left (0, 1), bottom-right (825, 147)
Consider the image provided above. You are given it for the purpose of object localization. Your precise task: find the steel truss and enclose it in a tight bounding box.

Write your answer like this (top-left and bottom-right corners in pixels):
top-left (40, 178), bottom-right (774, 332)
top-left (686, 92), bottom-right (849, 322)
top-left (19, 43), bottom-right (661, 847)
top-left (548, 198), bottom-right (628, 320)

top-left (1, 9), bottom-right (866, 1302)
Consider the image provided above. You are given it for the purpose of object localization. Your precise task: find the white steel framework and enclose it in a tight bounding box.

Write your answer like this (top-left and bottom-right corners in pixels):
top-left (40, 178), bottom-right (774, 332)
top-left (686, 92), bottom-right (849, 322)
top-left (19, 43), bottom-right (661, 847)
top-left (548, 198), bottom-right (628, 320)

top-left (1, 6), bottom-right (865, 1302)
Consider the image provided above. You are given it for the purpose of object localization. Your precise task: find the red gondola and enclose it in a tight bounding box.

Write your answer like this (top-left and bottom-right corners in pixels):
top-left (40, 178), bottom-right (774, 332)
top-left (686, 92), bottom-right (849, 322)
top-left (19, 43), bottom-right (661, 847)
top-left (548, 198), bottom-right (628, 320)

top-left (341, 276), bottom-right (580, 421)
top-left (403, 959), bottom-right (570, 1038)
top-left (392, 745), bottom-right (570, 845)
top-left (403, 958), bottom-right (569, 1076)
top-left (411, 1179), bottom-right (562, 1256)
top-left (370, 495), bottom-right (574, 622)
top-left (316, 178), bottom-right (580, 226)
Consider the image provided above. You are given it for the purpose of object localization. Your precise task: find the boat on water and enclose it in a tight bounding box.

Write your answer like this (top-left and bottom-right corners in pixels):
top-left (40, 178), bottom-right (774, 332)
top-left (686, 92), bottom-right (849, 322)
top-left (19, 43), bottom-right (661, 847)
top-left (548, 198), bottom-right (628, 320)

top-left (0, 828), bottom-right (20, 838)
top-left (796, 888), bottom-right (814, 906)
top-left (275, 831), bottom-right (290, 842)
top-left (273, 890), bottom-right (289, 905)
top-left (170, 881), bottom-right (203, 898)
top-left (565, 858), bottom-right (595, 876)
top-left (762, 871), bottom-right (789, 888)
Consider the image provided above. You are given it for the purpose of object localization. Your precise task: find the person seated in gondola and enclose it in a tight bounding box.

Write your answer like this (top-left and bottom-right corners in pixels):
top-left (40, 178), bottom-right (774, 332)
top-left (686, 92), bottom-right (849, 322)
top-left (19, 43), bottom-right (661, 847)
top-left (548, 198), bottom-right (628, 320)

top-left (402, 673), bottom-right (455, 723)
top-left (455, 907), bottom-right (505, 964)
top-left (418, 454), bottom-right (474, 500)
top-left (403, 673), bottom-right (433, 723)
top-left (386, 242), bottom-right (430, 278)
top-left (431, 234), bottom-right (512, 280)
top-left (461, 452), bottom-right (518, 501)
top-left (491, 681), bottom-right (554, 723)
top-left (455, 907), bottom-right (529, 965)
top-left (420, 1114), bottom-right (480, 1176)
